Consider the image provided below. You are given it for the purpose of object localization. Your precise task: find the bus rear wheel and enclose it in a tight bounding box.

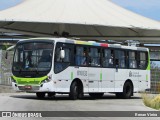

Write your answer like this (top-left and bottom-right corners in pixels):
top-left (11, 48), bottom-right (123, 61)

top-left (36, 92), bottom-right (45, 99)
top-left (116, 81), bottom-right (133, 99)
top-left (89, 93), bottom-right (104, 98)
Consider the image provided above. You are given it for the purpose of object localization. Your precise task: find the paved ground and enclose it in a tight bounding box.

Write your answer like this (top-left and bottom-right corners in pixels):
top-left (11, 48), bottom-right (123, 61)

top-left (0, 85), bottom-right (15, 93)
top-left (0, 92), bottom-right (154, 111)
top-left (0, 92), bottom-right (159, 120)
top-left (0, 85), bottom-right (159, 120)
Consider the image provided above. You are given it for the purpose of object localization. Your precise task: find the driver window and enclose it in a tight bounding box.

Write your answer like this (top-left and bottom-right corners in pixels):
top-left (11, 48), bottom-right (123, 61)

top-left (54, 43), bottom-right (71, 74)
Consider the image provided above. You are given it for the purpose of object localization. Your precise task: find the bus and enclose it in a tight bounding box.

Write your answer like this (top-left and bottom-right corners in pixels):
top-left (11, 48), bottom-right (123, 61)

top-left (11, 38), bottom-right (150, 99)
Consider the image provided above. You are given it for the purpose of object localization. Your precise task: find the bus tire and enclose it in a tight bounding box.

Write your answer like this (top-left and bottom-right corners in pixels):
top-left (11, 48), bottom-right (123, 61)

top-left (122, 81), bottom-right (133, 99)
top-left (115, 93), bottom-right (123, 98)
top-left (48, 92), bottom-right (55, 98)
top-left (69, 82), bottom-right (78, 100)
top-left (36, 92), bottom-right (45, 99)
top-left (89, 93), bottom-right (104, 98)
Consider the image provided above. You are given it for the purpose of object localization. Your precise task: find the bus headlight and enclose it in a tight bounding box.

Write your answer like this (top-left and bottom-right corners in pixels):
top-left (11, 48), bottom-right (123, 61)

top-left (41, 78), bottom-right (51, 84)
top-left (41, 75), bottom-right (52, 84)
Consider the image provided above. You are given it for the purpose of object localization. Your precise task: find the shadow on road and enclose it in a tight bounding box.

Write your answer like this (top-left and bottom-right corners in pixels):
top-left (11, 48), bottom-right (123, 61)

top-left (10, 94), bottom-right (142, 101)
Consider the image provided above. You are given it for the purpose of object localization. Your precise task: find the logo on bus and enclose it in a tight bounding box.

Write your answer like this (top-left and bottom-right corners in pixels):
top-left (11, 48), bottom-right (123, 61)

top-left (129, 71), bottom-right (132, 77)
top-left (77, 71), bottom-right (87, 76)
top-left (129, 71), bottom-right (142, 77)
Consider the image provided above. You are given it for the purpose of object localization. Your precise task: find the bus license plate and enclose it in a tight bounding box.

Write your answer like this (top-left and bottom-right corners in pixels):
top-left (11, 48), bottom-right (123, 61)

top-left (24, 85), bottom-right (32, 90)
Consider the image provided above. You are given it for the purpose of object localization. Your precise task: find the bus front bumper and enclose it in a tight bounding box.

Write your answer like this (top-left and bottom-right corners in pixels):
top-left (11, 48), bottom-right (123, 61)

top-left (12, 81), bottom-right (56, 93)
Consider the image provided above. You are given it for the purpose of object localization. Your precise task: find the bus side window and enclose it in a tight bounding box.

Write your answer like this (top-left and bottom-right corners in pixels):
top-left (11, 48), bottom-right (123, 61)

top-left (54, 43), bottom-right (71, 73)
top-left (55, 48), bottom-right (61, 62)
top-left (139, 52), bottom-right (147, 69)
top-left (129, 51), bottom-right (137, 68)
top-left (75, 46), bottom-right (87, 66)
top-left (55, 47), bottom-right (71, 62)
top-left (115, 50), bottom-right (126, 68)
top-left (63, 48), bottom-right (71, 62)
top-left (89, 47), bottom-right (100, 67)
top-left (102, 49), bottom-right (113, 67)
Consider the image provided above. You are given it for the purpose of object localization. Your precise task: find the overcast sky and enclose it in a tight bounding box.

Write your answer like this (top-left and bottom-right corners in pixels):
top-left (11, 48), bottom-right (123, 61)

top-left (0, 0), bottom-right (159, 20)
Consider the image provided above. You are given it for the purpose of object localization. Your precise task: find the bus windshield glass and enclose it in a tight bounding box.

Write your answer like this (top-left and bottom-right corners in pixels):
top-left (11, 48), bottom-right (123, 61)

top-left (12, 42), bottom-right (54, 77)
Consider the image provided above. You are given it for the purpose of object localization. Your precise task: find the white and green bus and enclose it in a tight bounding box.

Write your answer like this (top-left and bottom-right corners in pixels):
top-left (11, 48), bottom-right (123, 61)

top-left (11, 38), bottom-right (150, 99)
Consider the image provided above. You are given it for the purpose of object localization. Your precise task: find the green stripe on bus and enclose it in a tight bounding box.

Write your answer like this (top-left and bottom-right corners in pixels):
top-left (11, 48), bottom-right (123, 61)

top-left (146, 74), bottom-right (148, 81)
top-left (71, 72), bottom-right (74, 80)
top-left (12, 76), bottom-right (48, 85)
top-left (100, 73), bottom-right (102, 81)
top-left (146, 52), bottom-right (150, 70)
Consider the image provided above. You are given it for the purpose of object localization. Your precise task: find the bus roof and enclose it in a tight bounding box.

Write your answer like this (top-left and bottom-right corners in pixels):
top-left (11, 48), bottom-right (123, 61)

top-left (18, 37), bottom-right (148, 51)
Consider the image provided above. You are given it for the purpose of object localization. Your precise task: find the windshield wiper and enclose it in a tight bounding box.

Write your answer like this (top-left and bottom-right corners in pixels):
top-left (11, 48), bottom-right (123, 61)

top-left (35, 67), bottom-right (39, 75)
top-left (19, 67), bottom-right (22, 74)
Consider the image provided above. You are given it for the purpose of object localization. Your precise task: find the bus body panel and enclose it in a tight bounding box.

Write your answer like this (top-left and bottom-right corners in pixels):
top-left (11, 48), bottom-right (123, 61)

top-left (101, 68), bottom-right (115, 92)
top-left (88, 67), bottom-right (101, 92)
top-left (54, 67), bottom-right (72, 93)
top-left (11, 38), bottom-right (150, 95)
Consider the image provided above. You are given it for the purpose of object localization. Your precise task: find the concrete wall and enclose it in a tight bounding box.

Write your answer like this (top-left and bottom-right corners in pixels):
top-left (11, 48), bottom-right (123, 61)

top-left (0, 50), bottom-right (13, 85)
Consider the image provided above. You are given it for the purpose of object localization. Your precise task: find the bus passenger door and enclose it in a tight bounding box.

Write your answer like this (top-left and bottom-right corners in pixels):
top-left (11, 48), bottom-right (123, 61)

top-left (114, 68), bottom-right (127, 92)
top-left (138, 52), bottom-right (149, 91)
top-left (88, 67), bottom-right (101, 92)
top-left (88, 48), bottom-right (101, 92)
top-left (101, 68), bottom-right (115, 92)
top-left (101, 49), bottom-right (115, 92)
top-left (114, 50), bottom-right (127, 92)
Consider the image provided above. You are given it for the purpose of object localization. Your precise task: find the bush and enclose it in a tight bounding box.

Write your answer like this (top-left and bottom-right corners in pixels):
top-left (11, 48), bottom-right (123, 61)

top-left (142, 93), bottom-right (160, 110)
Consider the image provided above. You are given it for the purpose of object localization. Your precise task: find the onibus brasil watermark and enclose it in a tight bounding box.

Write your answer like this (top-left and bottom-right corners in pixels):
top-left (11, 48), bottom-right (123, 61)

top-left (1, 112), bottom-right (42, 118)
top-left (0, 111), bottom-right (160, 117)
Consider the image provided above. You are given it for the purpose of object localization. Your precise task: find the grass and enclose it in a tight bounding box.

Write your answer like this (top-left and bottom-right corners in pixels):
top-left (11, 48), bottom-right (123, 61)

top-left (142, 93), bottom-right (160, 110)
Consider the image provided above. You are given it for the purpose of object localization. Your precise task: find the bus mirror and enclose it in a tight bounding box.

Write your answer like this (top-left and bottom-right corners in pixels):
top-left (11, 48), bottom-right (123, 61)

top-left (5, 45), bottom-right (15, 59)
top-left (60, 50), bottom-right (65, 59)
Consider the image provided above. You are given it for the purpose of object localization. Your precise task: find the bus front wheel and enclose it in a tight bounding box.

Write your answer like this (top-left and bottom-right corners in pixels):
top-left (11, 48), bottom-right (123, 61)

top-left (69, 82), bottom-right (78, 100)
top-left (36, 92), bottom-right (45, 99)
top-left (48, 92), bottom-right (56, 98)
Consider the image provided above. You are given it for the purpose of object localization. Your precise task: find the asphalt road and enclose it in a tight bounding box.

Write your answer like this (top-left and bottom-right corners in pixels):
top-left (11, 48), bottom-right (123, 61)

top-left (0, 93), bottom-right (159, 120)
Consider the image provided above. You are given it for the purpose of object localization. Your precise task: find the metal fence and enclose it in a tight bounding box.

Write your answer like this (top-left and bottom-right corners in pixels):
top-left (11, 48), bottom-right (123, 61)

top-left (150, 68), bottom-right (160, 94)
top-left (0, 50), bottom-right (13, 86)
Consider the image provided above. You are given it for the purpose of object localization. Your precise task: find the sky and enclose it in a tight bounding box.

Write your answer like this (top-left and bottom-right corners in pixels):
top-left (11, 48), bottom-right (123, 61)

top-left (112, 0), bottom-right (160, 21)
top-left (0, 0), bottom-right (23, 10)
top-left (0, 0), bottom-right (159, 21)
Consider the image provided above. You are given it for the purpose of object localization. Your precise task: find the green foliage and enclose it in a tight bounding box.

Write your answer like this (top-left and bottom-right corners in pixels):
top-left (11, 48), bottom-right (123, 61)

top-left (142, 93), bottom-right (160, 110)
top-left (1, 44), bottom-right (10, 50)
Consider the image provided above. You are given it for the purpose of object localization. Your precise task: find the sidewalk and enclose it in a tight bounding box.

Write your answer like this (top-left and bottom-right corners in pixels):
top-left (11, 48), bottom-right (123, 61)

top-left (0, 85), bottom-right (15, 93)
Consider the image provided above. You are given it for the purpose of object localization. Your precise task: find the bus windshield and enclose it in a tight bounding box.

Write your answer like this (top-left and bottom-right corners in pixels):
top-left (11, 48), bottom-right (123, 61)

top-left (12, 42), bottom-right (54, 77)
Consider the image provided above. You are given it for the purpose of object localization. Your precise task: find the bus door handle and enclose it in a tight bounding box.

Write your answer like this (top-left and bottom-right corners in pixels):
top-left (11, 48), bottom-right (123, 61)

top-left (89, 81), bottom-right (94, 83)
top-left (75, 66), bottom-right (79, 68)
